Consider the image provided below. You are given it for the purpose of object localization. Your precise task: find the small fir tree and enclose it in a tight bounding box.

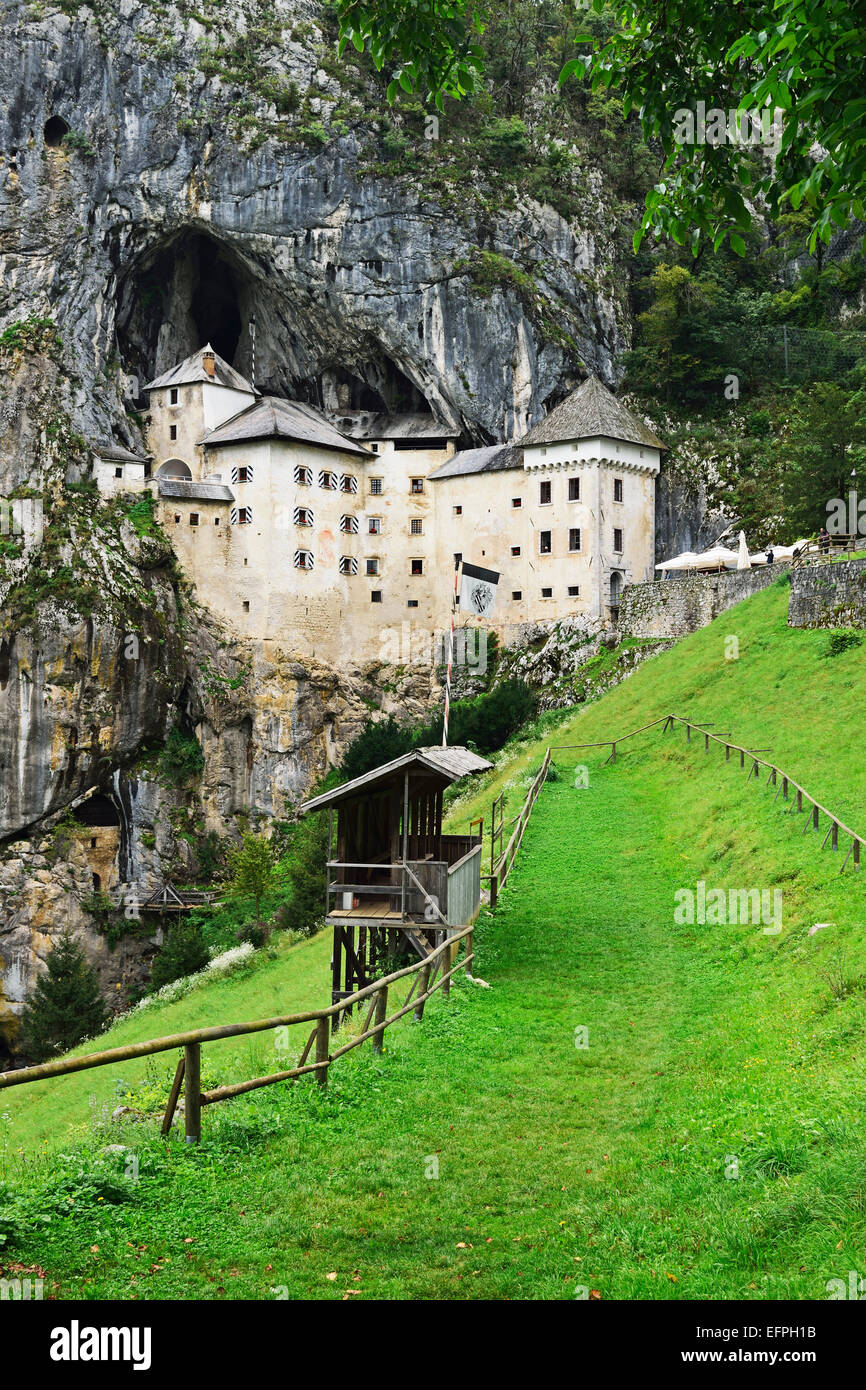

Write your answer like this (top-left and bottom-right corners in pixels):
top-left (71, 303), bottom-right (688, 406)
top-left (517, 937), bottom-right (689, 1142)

top-left (21, 933), bottom-right (108, 1061)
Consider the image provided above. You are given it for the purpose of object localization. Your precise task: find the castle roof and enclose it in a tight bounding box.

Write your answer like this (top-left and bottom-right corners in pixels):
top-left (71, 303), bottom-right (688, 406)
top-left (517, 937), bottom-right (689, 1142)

top-left (519, 375), bottom-right (665, 451)
top-left (200, 396), bottom-right (371, 455)
top-left (92, 442), bottom-right (150, 464)
top-left (331, 412), bottom-right (460, 441)
top-left (428, 443), bottom-right (522, 480)
top-left (145, 346), bottom-right (257, 396)
top-left (157, 478), bottom-right (235, 502)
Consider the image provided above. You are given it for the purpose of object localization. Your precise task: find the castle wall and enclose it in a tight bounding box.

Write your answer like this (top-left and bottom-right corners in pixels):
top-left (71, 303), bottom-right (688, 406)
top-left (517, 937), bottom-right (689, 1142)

top-left (787, 558), bottom-right (866, 628)
top-left (619, 563), bottom-right (788, 638)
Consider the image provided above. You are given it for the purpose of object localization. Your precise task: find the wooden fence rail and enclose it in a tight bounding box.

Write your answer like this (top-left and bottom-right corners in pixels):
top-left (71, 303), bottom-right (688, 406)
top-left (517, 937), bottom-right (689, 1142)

top-left (489, 748), bottom-right (551, 908)
top-left (0, 926), bottom-right (475, 1144)
top-left (554, 712), bottom-right (865, 875)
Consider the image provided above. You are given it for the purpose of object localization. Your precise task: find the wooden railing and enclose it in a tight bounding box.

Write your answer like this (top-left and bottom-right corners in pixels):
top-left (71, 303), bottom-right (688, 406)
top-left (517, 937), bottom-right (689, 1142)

top-left (0, 927), bottom-right (475, 1143)
top-left (554, 713), bottom-right (866, 874)
top-left (792, 534), bottom-right (859, 567)
top-left (488, 748), bottom-right (551, 908)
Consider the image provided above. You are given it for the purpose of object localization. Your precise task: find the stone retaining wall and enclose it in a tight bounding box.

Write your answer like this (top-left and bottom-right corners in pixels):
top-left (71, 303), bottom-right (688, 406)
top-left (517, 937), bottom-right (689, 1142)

top-left (619, 564), bottom-right (788, 639)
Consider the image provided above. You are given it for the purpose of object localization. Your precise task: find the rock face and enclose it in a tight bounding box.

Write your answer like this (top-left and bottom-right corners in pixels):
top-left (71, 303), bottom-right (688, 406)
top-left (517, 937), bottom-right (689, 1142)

top-left (0, 0), bottom-right (631, 452)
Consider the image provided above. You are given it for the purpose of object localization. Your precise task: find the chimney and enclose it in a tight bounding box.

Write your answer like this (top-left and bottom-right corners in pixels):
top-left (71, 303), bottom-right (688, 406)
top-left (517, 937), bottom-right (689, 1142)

top-left (202, 346), bottom-right (215, 378)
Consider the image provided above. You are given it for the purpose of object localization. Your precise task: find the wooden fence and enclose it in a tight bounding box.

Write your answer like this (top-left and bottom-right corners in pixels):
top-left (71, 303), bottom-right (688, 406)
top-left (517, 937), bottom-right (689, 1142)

top-left (0, 927), bottom-right (474, 1144)
top-left (554, 712), bottom-right (866, 874)
top-left (488, 749), bottom-right (551, 908)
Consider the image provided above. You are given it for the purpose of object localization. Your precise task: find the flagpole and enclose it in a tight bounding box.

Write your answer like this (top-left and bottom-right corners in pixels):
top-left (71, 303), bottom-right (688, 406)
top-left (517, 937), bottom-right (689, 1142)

top-left (442, 558), bottom-right (461, 747)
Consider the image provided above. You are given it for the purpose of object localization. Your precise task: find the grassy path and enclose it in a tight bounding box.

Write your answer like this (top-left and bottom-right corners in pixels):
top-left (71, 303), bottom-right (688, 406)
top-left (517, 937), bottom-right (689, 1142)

top-left (11, 743), bottom-right (862, 1300)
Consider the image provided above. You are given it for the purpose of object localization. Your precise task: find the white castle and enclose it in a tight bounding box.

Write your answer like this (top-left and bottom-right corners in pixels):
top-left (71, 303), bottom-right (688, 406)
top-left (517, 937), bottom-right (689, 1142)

top-left (94, 346), bottom-right (663, 665)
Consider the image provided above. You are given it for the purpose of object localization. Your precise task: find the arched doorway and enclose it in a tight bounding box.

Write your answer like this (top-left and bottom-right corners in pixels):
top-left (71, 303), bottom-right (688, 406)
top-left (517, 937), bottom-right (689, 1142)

top-left (157, 459), bottom-right (192, 479)
top-left (609, 571), bottom-right (623, 607)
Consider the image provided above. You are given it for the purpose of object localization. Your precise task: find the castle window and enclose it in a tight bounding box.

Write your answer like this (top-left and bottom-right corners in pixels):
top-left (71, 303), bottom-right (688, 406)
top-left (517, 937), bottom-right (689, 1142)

top-left (368, 517), bottom-right (382, 534)
top-left (539, 530), bottom-right (552, 555)
top-left (512, 590), bottom-right (522, 601)
top-left (613, 477), bottom-right (623, 502)
top-left (230, 465), bottom-right (252, 484)
top-left (214, 517), bottom-right (220, 525)
top-left (568, 585), bottom-right (580, 597)
top-left (511, 545), bottom-right (521, 556)
top-left (170, 388), bottom-right (179, 405)
top-left (410, 478), bottom-right (424, 494)
top-left (294, 506), bottom-right (314, 527)
top-left (614, 527), bottom-right (623, 552)
top-left (339, 556), bottom-right (358, 575)
top-left (294, 549), bottom-right (314, 570)
top-left (294, 465), bottom-right (312, 486)
top-left (568, 477), bottom-right (580, 501)
top-left (242, 600), bottom-right (250, 612)
top-left (453, 505), bottom-right (462, 516)
top-left (370, 478), bottom-right (383, 495)
top-left (366, 558), bottom-right (380, 575)
top-left (340, 474), bottom-right (358, 494)
top-left (411, 558), bottom-right (423, 575)
top-left (231, 506), bottom-right (253, 526)
top-left (115, 466), bottom-right (123, 479)
top-left (189, 512), bottom-right (200, 526)
top-left (371, 590), bottom-right (382, 603)
top-left (410, 518), bottom-right (423, 535)
top-left (407, 599), bottom-right (419, 608)
top-left (569, 528), bottom-right (581, 552)
top-left (319, 470), bottom-right (337, 490)
top-left (539, 480), bottom-right (552, 505)
top-left (92, 872), bottom-right (101, 891)
top-left (169, 424), bottom-right (178, 441)
top-left (512, 497), bottom-right (522, 509)
top-left (340, 514), bottom-right (359, 534)
top-left (541, 587), bottom-right (553, 598)
top-left (173, 513), bottom-right (181, 524)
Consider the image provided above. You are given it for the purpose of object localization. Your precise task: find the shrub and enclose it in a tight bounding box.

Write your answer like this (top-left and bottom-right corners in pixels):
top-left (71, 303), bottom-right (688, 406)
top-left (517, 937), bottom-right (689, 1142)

top-left (149, 921), bottom-right (209, 991)
top-left (278, 813), bottom-right (328, 938)
top-left (822, 629), bottom-right (863, 658)
top-left (20, 934), bottom-right (108, 1061)
top-left (340, 714), bottom-right (414, 780)
top-left (159, 727), bottom-right (205, 785)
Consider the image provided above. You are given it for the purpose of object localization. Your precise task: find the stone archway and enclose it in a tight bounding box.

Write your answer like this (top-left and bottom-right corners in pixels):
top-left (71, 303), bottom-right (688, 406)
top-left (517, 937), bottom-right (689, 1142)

top-left (157, 459), bottom-right (192, 479)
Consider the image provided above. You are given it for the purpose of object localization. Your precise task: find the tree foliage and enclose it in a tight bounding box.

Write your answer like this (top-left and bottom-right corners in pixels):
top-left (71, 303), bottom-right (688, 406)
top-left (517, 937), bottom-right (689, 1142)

top-left (336, 0), bottom-right (866, 253)
top-left (228, 832), bottom-right (277, 926)
top-left (150, 921), bottom-right (210, 991)
top-left (21, 934), bottom-right (108, 1061)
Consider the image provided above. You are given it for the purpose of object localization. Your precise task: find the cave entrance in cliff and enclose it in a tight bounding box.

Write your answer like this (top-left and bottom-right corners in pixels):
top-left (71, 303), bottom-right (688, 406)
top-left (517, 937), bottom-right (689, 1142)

top-left (73, 794), bottom-right (120, 828)
top-left (118, 232), bottom-right (254, 387)
top-left (314, 359), bottom-right (430, 415)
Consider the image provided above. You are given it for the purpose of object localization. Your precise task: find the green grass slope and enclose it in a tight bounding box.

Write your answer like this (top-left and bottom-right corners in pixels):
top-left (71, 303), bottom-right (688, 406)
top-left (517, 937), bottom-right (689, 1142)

top-left (2, 576), bottom-right (866, 1299)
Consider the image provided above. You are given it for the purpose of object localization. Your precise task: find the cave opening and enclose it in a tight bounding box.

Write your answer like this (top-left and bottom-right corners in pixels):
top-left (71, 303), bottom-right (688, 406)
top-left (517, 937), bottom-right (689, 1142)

top-left (73, 793), bottom-right (120, 827)
top-left (43, 115), bottom-right (70, 147)
top-left (117, 232), bottom-right (253, 387)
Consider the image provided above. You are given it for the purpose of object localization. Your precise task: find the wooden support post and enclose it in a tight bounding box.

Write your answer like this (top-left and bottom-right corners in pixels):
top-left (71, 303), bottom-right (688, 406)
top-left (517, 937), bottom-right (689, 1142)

top-left (315, 1015), bottom-right (330, 1088)
top-left (855, 840), bottom-right (861, 870)
top-left (740, 749), bottom-right (745, 768)
top-left (442, 936), bottom-right (452, 997)
top-left (414, 964), bottom-right (430, 1022)
top-left (371, 985), bottom-right (388, 1054)
top-left (832, 822), bottom-right (839, 850)
top-left (686, 724), bottom-right (691, 743)
top-left (797, 789), bottom-right (803, 811)
top-left (782, 776), bottom-right (788, 800)
top-left (813, 803), bottom-right (820, 829)
top-left (725, 744), bottom-right (730, 761)
top-left (490, 873), bottom-right (498, 909)
top-left (704, 733), bottom-right (709, 752)
top-left (466, 931), bottom-right (474, 974)
top-left (184, 1042), bottom-right (201, 1144)
top-left (610, 741), bottom-right (617, 764)
top-left (161, 1055), bottom-right (185, 1137)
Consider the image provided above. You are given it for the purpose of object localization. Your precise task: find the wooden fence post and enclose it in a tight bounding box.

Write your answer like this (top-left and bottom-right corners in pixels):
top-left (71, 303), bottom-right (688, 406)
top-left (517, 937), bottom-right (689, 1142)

top-left (315, 1015), bottom-right (330, 1088)
top-left (442, 936), bottom-right (452, 997)
top-left (414, 964), bottom-right (430, 1022)
top-left (161, 1055), bottom-right (185, 1137)
top-left (184, 1042), bottom-right (201, 1144)
top-left (372, 985), bottom-right (388, 1055)
top-left (490, 873), bottom-right (498, 909)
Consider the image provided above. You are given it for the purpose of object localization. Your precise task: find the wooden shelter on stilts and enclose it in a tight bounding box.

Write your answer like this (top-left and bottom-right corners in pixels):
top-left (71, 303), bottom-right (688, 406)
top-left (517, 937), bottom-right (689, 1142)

top-left (298, 746), bottom-right (491, 1029)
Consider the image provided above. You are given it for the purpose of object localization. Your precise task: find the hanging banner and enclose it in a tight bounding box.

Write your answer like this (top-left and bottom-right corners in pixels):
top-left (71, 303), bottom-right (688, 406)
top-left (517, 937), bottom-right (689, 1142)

top-left (458, 561), bottom-right (499, 616)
